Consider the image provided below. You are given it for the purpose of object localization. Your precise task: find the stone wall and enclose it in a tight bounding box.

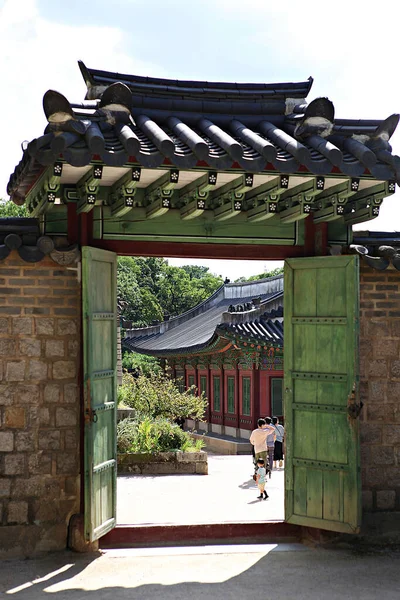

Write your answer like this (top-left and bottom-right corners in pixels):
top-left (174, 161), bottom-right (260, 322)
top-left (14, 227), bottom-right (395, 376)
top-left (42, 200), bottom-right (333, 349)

top-left (359, 262), bottom-right (400, 514)
top-left (0, 252), bottom-right (81, 557)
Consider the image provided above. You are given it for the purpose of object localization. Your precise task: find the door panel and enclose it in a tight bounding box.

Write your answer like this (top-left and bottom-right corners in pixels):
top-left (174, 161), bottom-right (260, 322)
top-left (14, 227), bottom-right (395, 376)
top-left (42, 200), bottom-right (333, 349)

top-left (284, 255), bottom-right (361, 534)
top-left (82, 247), bottom-right (118, 542)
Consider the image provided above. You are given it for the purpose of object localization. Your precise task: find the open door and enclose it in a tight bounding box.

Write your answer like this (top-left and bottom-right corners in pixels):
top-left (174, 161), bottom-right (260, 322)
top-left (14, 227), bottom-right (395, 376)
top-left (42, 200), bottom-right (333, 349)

top-left (284, 255), bottom-right (361, 533)
top-left (82, 247), bottom-right (118, 542)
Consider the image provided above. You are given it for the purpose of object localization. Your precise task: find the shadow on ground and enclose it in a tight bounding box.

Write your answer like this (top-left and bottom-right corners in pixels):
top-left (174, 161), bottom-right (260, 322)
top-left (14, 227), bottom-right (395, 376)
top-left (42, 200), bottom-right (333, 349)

top-left (1, 546), bottom-right (400, 600)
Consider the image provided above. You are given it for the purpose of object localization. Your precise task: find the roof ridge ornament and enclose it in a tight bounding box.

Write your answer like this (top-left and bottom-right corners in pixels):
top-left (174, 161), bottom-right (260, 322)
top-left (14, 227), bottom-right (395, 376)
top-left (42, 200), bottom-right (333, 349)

top-left (294, 97), bottom-right (335, 140)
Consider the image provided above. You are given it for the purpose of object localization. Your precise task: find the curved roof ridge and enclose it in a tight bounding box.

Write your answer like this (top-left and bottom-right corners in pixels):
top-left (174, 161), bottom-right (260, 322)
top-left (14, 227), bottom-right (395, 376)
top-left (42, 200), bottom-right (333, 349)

top-left (80, 61), bottom-right (314, 100)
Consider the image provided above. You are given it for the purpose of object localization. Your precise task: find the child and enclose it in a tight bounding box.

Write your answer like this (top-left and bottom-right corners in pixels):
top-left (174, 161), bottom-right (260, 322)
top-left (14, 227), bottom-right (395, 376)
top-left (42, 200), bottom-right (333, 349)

top-left (255, 458), bottom-right (268, 500)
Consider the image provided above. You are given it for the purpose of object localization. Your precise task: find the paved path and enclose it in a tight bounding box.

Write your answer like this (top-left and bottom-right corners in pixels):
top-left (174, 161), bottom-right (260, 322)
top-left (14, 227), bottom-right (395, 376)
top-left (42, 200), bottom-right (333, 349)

top-left (117, 455), bottom-right (284, 525)
top-left (1, 545), bottom-right (399, 599)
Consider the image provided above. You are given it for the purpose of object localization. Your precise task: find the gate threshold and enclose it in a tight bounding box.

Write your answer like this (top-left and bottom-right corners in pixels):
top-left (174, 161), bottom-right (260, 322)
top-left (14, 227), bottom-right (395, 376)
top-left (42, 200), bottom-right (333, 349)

top-left (100, 521), bottom-right (300, 548)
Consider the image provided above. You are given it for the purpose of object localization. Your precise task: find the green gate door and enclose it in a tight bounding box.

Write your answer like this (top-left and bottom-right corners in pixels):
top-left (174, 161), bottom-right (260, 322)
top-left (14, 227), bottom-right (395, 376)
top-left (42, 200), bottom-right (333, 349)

top-left (82, 247), bottom-right (118, 542)
top-left (284, 256), bottom-right (361, 533)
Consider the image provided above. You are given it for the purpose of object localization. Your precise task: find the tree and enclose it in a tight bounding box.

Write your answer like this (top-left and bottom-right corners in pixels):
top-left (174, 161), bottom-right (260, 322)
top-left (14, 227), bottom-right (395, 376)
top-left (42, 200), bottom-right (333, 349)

top-left (0, 199), bottom-right (28, 217)
top-left (235, 266), bottom-right (284, 282)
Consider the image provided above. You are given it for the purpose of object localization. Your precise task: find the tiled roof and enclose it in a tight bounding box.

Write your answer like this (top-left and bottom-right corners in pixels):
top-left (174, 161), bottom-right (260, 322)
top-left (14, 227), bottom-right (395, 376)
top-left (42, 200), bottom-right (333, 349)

top-left (122, 276), bottom-right (283, 355)
top-left (7, 62), bottom-right (400, 200)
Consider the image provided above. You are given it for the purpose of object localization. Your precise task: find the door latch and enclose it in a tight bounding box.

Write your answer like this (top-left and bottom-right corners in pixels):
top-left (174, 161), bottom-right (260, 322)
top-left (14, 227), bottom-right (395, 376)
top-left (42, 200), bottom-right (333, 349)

top-left (347, 384), bottom-right (363, 419)
top-left (85, 408), bottom-right (98, 423)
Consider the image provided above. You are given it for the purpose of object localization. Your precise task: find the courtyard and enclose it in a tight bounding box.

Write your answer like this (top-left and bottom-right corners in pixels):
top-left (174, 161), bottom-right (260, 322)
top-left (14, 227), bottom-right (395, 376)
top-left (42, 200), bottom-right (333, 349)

top-left (117, 454), bottom-right (285, 526)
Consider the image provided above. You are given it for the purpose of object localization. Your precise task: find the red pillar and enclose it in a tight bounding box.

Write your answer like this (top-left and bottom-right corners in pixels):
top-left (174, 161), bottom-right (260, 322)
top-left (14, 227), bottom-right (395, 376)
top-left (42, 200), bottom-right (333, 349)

top-left (252, 367), bottom-right (261, 430)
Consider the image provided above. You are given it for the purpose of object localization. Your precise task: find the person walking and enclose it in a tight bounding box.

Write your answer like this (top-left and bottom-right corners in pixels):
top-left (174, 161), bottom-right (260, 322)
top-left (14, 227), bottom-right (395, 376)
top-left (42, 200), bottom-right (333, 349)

top-left (255, 458), bottom-right (268, 500)
top-left (272, 416), bottom-right (285, 468)
top-left (250, 418), bottom-right (275, 473)
top-left (265, 417), bottom-right (275, 478)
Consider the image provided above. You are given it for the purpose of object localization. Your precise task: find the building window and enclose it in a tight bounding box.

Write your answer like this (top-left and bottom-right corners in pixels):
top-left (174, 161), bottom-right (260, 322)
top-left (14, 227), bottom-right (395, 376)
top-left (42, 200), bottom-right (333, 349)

top-left (242, 376), bottom-right (251, 416)
top-left (188, 374), bottom-right (195, 394)
top-left (271, 378), bottom-right (283, 417)
top-left (227, 376), bottom-right (235, 413)
top-left (176, 370), bottom-right (185, 393)
top-left (200, 375), bottom-right (207, 398)
top-left (213, 376), bottom-right (221, 412)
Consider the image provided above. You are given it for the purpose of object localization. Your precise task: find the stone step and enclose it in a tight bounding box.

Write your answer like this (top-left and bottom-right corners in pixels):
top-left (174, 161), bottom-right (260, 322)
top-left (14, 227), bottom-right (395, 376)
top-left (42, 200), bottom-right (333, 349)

top-left (100, 522), bottom-right (301, 548)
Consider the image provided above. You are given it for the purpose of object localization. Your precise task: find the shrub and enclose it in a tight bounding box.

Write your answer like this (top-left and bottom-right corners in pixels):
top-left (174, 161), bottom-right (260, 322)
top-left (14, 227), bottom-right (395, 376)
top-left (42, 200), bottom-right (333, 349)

top-left (118, 371), bottom-right (207, 422)
top-left (117, 416), bottom-right (205, 454)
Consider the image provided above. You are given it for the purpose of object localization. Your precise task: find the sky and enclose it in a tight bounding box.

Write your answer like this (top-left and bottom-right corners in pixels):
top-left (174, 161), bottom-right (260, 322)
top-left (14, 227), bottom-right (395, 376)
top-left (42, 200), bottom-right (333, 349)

top-left (1, 0), bottom-right (399, 279)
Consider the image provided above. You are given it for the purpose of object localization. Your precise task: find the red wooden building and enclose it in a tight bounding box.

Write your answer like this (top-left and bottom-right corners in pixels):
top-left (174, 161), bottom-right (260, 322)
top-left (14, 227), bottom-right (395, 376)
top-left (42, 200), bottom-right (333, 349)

top-left (123, 275), bottom-right (284, 437)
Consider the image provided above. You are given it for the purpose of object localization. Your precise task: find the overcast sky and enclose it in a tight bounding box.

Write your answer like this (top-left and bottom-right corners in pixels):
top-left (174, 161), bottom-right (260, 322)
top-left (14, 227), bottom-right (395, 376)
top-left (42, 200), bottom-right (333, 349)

top-left (1, 0), bottom-right (399, 279)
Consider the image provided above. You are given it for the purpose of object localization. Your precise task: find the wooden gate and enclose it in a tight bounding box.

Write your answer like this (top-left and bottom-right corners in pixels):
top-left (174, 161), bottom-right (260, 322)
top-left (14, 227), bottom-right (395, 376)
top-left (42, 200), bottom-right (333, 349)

top-left (82, 247), bottom-right (118, 542)
top-left (284, 255), bottom-right (361, 533)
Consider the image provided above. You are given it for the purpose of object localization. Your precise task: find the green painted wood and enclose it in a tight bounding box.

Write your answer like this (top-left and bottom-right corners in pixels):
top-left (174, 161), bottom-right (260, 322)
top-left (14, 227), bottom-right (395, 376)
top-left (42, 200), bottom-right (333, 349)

top-left (83, 246), bottom-right (118, 542)
top-left (227, 376), bottom-right (235, 414)
top-left (213, 376), bottom-right (221, 411)
top-left (284, 255), bottom-right (361, 534)
top-left (242, 376), bottom-right (251, 416)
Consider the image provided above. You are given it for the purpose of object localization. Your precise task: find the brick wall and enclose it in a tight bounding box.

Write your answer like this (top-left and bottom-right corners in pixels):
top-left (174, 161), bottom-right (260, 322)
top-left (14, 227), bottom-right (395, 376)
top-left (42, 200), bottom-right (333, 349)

top-left (359, 262), bottom-right (400, 513)
top-left (0, 252), bottom-right (81, 557)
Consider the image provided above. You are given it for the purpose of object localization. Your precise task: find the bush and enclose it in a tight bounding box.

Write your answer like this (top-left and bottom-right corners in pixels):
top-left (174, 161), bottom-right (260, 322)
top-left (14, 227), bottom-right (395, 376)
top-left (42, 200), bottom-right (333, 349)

top-left (117, 416), bottom-right (205, 454)
top-left (118, 371), bottom-right (207, 422)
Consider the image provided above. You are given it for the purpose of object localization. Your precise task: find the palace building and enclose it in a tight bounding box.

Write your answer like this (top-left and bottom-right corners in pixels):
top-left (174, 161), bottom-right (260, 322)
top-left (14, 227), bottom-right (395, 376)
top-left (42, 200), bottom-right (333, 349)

top-left (122, 274), bottom-right (284, 437)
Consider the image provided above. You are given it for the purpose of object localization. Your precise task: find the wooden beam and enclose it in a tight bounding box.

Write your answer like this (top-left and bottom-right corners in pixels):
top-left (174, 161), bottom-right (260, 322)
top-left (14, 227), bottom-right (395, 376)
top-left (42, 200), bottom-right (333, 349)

top-left (109, 167), bottom-right (141, 218)
top-left (145, 170), bottom-right (180, 218)
top-left (76, 165), bottom-right (103, 214)
top-left (212, 174), bottom-right (254, 221)
top-left (92, 239), bottom-right (305, 260)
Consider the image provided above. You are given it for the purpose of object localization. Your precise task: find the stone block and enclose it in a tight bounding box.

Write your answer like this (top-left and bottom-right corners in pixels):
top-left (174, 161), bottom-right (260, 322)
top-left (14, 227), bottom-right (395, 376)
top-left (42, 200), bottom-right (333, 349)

top-left (367, 403), bottom-right (395, 423)
top-left (0, 339), bottom-right (16, 356)
top-left (57, 319), bottom-right (77, 336)
top-left (56, 453), bottom-right (78, 475)
top-left (5, 361), bottom-right (26, 381)
top-left (65, 476), bottom-right (78, 497)
top-left (382, 467), bottom-right (400, 488)
top-left (53, 361), bottom-right (76, 379)
top-left (64, 383), bottom-right (78, 403)
top-left (374, 446), bottom-right (395, 466)
top-left (35, 318), bottom-right (55, 335)
top-left (360, 423), bottom-right (382, 445)
top-left (56, 407), bottom-right (77, 427)
top-left (39, 430), bottom-right (61, 450)
top-left (376, 490), bottom-right (396, 510)
top-left (28, 360), bottom-right (48, 380)
top-left (0, 318), bottom-right (9, 333)
top-left (45, 340), bottom-right (64, 358)
top-left (373, 338), bottom-right (399, 359)
top-left (15, 432), bottom-right (35, 452)
top-left (15, 384), bottom-right (40, 405)
top-left (385, 425), bottom-right (400, 445)
top-left (28, 453), bottom-right (52, 475)
top-left (391, 319), bottom-right (400, 338)
top-left (365, 320), bottom-right (390, 338)
top-left (19, 338), bottom-right (41, 357)
top-left (368, 381), bottom-right (387, 403)
top-left (8, 501), bottom-right (28, 524)
top-left (0, 385), bottom-right (13, 406)
top-left (363, 467), bottom-right (389, 488)
top-left (4, 454), bottom-right (25, 475)
top-left (196, 462), bottom-right (208, 474)
top-left (68, 340), bottom-right (79, 358)
top-left (0, 431), bottom-right (14, 452)
top-left (5, 407), bottom-right (25, 428)
top-left (12, 317), bottom-right (32, 335)
top-left (44, 384), bottom-right (60, 404)
top-left (368, 360), bottom-right (388, 378)
top-left (65, 429), bottom-right (78, 450)
top-left (0, 478), bottom-right (11, 497)
top-left (387, 382), bottom-right (400, 403)
top-left (390, 360), bottom-right (400, 378)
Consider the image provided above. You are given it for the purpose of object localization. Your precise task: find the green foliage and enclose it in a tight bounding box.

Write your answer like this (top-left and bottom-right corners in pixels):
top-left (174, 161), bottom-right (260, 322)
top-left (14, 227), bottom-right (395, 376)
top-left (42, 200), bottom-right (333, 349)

top-left (0, 199), bottom-right (28, 217)
top-left (121, 351), bottom-right (162, 377)
top-left (117, 416), bottom-right (205, 453)
top-left (117, 256), bottom-right (223, 326)
top-left (118, 371), bottom-right (207, 421)
top-left (235, 266), bottom-right (284, 283)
